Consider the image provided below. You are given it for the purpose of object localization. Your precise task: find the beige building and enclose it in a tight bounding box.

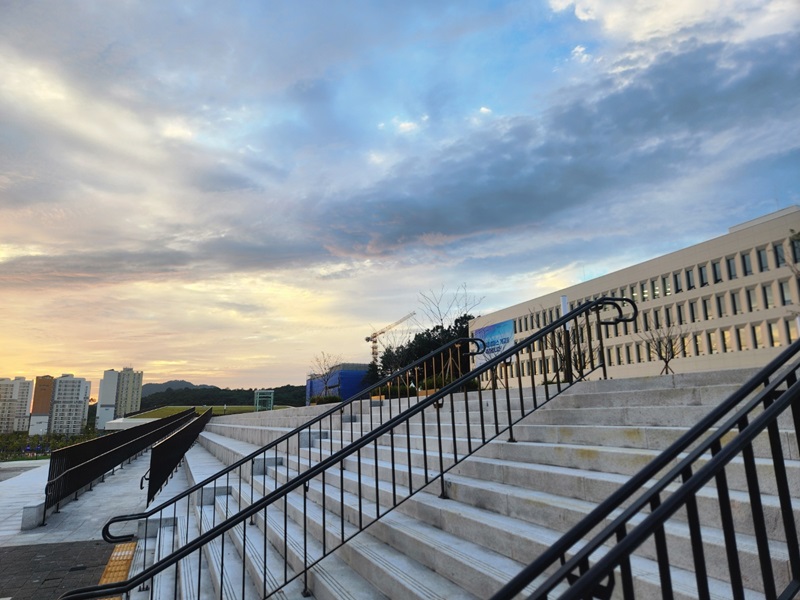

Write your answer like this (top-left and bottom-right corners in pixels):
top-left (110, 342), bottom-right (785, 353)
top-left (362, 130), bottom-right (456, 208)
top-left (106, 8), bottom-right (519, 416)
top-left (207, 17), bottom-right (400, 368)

top-left (0, 377), bottom-right (34, 433)
top-left (49, 374), bottom-right (91, 436)
top-left (95, 367), bottom-right (144, 429)
top-left (469, 206), bottom-right (800, 381)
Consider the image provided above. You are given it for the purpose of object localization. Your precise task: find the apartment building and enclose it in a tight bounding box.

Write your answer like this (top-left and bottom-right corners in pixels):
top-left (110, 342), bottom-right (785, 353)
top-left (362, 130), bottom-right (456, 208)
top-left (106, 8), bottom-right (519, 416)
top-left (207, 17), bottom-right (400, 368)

top-left (469, 206), bottom-right (800, 381)
top-left (0, 377), bottom-right (34, 433)
top-left (49, 374), bottom-right (91, 436)
top-left (96, 367), bottom-right (144, 429)
top-left (28, 375), bottom-right (55, 435)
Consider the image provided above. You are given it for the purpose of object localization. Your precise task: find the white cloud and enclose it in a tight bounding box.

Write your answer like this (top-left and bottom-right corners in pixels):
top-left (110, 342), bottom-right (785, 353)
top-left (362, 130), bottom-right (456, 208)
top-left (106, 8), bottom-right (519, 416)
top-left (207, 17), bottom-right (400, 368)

top-left (479, 106), bottom-right (492, 114)
top-left (571, 45), bottom-right (592, 63)
top-left (550, 0), bottom-right (799, 43)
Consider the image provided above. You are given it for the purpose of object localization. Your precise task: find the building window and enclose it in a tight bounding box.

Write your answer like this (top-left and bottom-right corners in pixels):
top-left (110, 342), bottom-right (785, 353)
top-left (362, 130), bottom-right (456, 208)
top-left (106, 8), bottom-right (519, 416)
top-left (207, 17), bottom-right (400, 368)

top-left (716, 294), bottom-right (727, 318)
top-left (746, 287), bottom-right (758, 312)
top-left (641, 282), bottom-right (649, 301)
top-left (676, 304), bottom-right (685, 325)
top-left (673, 272), bottom-right (683, 293)
top-left (775, 243), bottom-right (786, 267)
top-left (742, 252), bottom-right (753, 276)
top-left (753, 324), bottom-right (764, 349)
top-left (763, 284), bottom-right (774, 309)
top-left (653, 308), bottom-right (661, 328)
top-left (722, 329), bottom-right (731, 353)
top-left (707, 332), bottom-right (718, 354)
top-left (616, 347), bottom-right (622, 365)
top-left (712, 261), bottom-right (723, 283)
top-left (699, 264), bottom-right (709, 287)
top-left (689, 301), bottom-right (698, 322)
top-left (663, 276), bottom-right (672, 296)
top-left (702, 297), bottom-right (712, 320)
top-left (758, 247), bottom-right (769, 272)
top-left (630, 285), bottom-right (638, 302)
top-left (768, 321), bottom-right (781, 347)
top-left (793, 239), bottom-right (800, 263)
top-left (726, 256), bottom-right (737, 280)
top-left (651, 279), bottom-right (660, 299)
top-left (693, 334), bottom-right (704, 355)
top-left (686, 269), bottom-right (696, 290)
top-left (787, 319), bottom-right (798, 343)
top-left (664, 306), bottom-right (672, 327)
top-left (731, 290), bottom-right (741, 315)
top-left (642, 312), bottom-right (650, 331)
top-left (635, 344), bottom-right (642, 363)
top-left (780, 280), bottom-right (793, 305)
top-left (736, 327), bottom-right (748, 351)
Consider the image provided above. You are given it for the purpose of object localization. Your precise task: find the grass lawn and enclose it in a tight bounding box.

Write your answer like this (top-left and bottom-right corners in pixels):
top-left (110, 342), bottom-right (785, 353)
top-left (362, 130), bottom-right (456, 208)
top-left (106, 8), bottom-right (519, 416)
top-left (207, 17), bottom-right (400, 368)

top-left (133, 405), bottom-right (290, 419)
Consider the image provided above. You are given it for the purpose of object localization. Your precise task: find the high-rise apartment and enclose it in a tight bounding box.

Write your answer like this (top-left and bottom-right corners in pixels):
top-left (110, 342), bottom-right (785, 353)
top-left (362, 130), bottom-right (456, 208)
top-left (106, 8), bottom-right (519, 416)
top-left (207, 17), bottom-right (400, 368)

top-left (96, 367), bottom-right (144, 429)
top-left (49, 374), bottom-right (90, 436)
top-left (116, 367), bottom-right (143, 417)
top-left (29, 375), bottom-right (55, 435)
top-left (0, 377), bottom-right (33, 433)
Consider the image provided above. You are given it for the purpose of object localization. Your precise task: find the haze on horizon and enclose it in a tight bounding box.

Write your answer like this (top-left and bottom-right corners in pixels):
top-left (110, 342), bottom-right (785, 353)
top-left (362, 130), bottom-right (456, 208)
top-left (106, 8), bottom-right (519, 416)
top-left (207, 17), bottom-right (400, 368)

top-left (1, 1), bottom-right (798, 391)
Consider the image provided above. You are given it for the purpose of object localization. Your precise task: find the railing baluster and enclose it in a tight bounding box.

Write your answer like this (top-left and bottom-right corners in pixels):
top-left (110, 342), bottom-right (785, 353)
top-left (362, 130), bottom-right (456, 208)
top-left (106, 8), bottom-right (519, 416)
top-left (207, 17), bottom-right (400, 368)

top-left (710, 440), bottom-right (745, 600)
top-left (681, 465), bottom-right (710, 600)
top-left (740, 417), bottom-right (777, 599)
top-left (649, 494), bottom-right (673, 600)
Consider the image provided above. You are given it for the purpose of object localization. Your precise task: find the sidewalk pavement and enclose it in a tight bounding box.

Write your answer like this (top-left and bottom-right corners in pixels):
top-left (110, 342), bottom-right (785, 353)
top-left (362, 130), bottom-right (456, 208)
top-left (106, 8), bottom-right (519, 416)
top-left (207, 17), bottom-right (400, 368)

top-left (0, 454), bottom-right (155, 600)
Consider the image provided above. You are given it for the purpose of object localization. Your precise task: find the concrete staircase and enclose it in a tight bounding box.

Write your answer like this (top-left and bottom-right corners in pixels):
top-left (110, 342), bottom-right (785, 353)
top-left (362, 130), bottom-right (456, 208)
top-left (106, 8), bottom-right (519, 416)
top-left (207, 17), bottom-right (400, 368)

top-left (129, 368), bottom-right (799, 599)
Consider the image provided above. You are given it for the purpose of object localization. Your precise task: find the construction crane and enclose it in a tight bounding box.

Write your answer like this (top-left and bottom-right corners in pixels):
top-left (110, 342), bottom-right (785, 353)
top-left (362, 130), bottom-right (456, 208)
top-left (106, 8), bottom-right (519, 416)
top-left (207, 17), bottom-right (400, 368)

top-left (366, 311), bottom-right (416, 363)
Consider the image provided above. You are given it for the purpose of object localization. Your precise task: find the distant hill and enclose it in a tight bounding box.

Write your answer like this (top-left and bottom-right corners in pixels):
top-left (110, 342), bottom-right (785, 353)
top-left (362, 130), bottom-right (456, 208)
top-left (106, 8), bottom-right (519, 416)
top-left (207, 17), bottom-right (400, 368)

top-left (141, 380), bottom-right (218, 397)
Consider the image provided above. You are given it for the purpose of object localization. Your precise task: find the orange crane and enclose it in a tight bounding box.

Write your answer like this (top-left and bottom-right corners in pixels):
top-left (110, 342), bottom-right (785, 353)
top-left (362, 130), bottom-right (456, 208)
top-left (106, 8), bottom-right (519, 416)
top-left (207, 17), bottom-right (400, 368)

top-left (366, 311), bottom-right (416, 363)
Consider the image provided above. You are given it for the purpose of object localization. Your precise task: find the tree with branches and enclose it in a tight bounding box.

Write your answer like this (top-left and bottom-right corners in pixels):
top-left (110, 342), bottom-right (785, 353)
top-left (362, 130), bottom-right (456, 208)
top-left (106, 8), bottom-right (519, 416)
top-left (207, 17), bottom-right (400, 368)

top-left (638, 316), bottom-right (691, 375)
top-left (309, 351), bottom-right (343, 398)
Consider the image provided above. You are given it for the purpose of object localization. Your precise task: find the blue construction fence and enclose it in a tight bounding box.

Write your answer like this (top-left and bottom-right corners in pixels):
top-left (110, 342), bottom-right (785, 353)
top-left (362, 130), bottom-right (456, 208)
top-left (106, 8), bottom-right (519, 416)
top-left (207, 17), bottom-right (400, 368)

top-left (305, 363), bottom-right (370, 405)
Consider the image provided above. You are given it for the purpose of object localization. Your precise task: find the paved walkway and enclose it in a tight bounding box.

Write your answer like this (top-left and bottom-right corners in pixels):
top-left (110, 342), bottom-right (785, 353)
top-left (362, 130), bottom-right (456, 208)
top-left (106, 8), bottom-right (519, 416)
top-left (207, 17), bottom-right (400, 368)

top-left (0, 453), bottom-right (186, 599)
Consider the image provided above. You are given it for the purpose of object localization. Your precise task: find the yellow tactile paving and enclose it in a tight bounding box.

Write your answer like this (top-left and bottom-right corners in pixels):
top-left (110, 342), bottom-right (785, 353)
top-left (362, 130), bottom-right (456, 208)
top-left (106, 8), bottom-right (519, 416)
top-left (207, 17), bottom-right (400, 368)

top-left (96, 541), bottom-right (137, 598)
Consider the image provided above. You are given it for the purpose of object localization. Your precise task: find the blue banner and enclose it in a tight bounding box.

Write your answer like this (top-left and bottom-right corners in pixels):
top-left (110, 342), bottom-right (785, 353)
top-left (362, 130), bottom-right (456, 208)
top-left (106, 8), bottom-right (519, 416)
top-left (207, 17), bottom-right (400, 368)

top-left (473, 319), bottom-right (515, 366)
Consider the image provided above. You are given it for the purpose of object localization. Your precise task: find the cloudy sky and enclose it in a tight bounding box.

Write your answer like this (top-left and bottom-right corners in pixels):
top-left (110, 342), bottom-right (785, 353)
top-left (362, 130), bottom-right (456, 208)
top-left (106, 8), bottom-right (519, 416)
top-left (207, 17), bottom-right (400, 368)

top-left (1, 1), bottom-right (798, 393)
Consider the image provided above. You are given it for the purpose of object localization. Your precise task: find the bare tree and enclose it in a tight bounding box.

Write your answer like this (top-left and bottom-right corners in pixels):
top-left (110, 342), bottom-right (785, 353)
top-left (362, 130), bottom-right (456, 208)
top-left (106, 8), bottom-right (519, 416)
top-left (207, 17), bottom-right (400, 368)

top-left (416, 283), bottom-right (484, 331)
top-left (544, 319), bottom-right (598, 383)
top-left (309, 351), bottom-right (343, 397)
top-left (638, 316), bottom-right (691, 375)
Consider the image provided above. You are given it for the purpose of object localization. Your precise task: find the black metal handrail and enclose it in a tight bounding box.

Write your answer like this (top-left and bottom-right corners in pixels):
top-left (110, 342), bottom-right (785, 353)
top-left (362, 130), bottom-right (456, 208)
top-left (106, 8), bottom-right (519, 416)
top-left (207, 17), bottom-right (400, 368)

top-left (101, 336), bottom-right (486, 543)
top-left (46, 408), bottom-right (195, 493)
top-left (147, 409), bottom-right (213, 505)
top-left (58, 297), bottom-right (635, 600)
top-left (490, 337), bottom-right (800, 600)
top-left (43, 410), bottom-right (196, 523)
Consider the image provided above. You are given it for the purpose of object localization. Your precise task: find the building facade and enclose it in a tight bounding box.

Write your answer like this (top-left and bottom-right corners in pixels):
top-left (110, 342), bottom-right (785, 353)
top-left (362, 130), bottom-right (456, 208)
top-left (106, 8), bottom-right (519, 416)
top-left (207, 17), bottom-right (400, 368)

top-left (29, 375), bottom-right (55, 435)
top-left (49, 374), bottom-right (91, 436)
top-left (0, 377), bottom-right (34, 433)
top-left (96, 367), bottom-right (144, 429)
top-left (469, 207), bottom-right (800, 382)
top-left (95, 369), bottom-right (119, 430)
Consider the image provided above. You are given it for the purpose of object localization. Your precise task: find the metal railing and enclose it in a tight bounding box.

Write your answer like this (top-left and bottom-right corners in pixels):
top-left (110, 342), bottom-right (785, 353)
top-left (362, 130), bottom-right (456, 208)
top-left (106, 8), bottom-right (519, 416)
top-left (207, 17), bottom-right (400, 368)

top-left (491, 337), bottom-right (800, 600)
top-left (44, 409), bottom-right (196, 523)
top-left (46, 408), bottom-right (195, 489)
top-left (101, 336), bottom-right (486, 544)
top-left (58, 297), bottom-right (635, 600)
top-left (146, 409), bottom-right (213, 505)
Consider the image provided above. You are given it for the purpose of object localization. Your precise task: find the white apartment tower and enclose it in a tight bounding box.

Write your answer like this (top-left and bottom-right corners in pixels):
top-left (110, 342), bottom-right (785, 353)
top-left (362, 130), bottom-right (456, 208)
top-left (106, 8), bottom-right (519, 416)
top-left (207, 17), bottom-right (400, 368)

top-left (95, 369), bottom-right (119, 430)
top-left (96, 367), bottom-right (144, 429)
top-left (49, 374), bottom-right (91, 436)
top-left (0, 377), bottom-right (34, 433)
